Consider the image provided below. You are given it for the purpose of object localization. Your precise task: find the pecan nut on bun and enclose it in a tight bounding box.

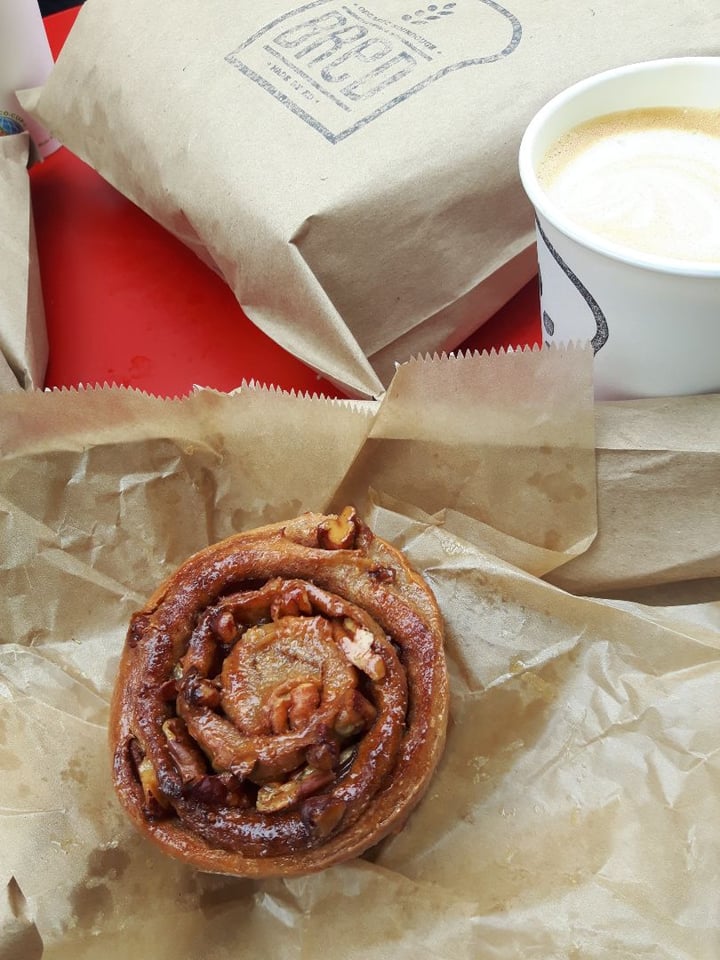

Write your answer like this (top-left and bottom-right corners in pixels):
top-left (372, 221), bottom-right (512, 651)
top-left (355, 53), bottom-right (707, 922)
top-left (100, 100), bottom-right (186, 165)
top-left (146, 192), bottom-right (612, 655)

top-left (110, 508), bottom-right (448, 877)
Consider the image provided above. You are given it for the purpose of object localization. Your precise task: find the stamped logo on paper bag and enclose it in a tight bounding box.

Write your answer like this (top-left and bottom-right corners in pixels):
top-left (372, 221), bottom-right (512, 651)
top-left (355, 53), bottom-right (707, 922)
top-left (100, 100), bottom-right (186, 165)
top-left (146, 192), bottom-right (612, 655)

top-left (226, 0), bottom-right (521, 142)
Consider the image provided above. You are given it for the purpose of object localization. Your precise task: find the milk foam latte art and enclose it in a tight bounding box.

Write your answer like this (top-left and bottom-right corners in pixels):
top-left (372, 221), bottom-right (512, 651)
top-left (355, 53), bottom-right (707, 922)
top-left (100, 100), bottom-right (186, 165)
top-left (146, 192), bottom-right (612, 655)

top-left (519, 58), bottom-right (720, 400)
top-left (537, 107), bottom-right (720, 265)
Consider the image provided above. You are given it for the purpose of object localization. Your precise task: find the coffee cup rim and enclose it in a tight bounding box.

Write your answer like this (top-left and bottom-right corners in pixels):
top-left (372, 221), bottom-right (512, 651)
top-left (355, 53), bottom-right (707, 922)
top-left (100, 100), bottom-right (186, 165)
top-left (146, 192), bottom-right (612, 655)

top-left (518, 56), bottom-right (720, 278)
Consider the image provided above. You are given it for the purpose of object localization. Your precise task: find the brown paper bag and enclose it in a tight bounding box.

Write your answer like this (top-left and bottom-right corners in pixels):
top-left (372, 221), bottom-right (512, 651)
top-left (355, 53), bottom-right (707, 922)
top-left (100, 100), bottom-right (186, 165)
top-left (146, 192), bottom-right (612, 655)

top-left (23, 0), bottom-right (718, 396)
top-left (548, 395), bottom-right (720, 598)
top-left (3, 348), bottom-right (720, 956)
top-left (0, 133), bottom-right (47, 391)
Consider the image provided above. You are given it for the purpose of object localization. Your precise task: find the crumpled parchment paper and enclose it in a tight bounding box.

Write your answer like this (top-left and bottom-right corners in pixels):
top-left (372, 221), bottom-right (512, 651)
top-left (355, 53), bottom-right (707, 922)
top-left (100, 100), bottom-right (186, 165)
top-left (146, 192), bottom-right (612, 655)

top-left (2, 347), bottom-right (719, 958)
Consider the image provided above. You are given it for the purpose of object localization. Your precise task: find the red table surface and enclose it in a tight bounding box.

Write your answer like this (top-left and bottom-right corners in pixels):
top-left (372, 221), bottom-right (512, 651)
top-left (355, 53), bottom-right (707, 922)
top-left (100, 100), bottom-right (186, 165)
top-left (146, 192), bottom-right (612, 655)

top-left (33, 7), bottom-right (541, 400)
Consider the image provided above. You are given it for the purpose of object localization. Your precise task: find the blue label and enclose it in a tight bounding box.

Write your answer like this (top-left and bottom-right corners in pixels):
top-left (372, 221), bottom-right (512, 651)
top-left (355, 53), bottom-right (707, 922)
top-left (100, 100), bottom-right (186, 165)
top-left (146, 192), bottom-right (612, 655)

top-left (0, 112), bottom-right (25, 137)
top-left (226, 0), bottom-right (521, 142)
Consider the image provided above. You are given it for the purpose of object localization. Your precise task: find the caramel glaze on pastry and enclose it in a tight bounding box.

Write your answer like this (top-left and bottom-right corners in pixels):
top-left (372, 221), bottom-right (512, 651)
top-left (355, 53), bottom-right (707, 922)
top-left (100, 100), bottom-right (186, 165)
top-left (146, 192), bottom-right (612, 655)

top-left (110, 507), bottom-right (448, 877)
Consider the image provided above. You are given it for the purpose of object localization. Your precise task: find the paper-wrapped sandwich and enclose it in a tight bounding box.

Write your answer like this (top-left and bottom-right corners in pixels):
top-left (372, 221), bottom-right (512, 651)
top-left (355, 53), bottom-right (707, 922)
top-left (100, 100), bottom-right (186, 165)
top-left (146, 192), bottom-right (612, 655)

top-left (110, 507), bottom-right (448, 876)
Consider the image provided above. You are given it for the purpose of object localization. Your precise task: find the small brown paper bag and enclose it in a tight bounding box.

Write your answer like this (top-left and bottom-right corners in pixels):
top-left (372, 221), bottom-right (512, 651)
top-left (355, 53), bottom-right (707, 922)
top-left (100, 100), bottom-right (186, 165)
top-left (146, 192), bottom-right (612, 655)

top-left (22, 0), bottom-right (717, 396)
top-left (2, 347), bottom-right (720, 956)
top-left (0, 132), bottom-right (47, 392)
top-left (549, 394), bottom-right (720, 599)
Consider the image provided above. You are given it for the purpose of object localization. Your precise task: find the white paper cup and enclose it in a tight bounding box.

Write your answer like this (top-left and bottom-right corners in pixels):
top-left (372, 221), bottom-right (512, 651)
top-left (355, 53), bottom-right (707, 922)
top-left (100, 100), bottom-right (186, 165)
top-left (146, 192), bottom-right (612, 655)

top-left (518, 58), bottom-right (720, 400)
top-left (0, 0), bottom-right (59, 157)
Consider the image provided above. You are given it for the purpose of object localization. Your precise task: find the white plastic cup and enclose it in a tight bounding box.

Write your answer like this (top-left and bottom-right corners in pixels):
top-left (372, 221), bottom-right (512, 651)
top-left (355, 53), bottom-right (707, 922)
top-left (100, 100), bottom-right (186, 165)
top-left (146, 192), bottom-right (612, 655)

top-left (0, 0), bottom-right (59, 157)
top-left (519, 58), bottom-right (720, 400)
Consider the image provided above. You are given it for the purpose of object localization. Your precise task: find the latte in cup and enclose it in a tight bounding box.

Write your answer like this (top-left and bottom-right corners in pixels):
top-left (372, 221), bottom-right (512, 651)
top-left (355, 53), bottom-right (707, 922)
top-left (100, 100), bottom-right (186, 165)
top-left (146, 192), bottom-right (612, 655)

top-left (537, 107), bottom-right (720, 264)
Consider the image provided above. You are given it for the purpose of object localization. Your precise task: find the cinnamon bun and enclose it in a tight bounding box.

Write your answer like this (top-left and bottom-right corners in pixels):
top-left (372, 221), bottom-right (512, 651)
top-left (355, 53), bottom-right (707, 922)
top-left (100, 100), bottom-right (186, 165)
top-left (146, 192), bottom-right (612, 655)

top-left (110, 508), bottom-right (448, 876)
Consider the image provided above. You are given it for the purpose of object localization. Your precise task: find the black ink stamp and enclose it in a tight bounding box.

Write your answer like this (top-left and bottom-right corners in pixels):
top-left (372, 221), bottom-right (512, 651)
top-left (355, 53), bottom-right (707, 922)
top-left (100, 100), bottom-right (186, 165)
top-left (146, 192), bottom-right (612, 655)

top-left (226, 0), bottom-right (522, 143)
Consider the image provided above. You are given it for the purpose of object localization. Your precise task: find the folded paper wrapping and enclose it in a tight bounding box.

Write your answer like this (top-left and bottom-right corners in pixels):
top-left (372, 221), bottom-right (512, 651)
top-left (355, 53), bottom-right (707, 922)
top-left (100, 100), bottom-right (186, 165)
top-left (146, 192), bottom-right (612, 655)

top-left (548, 394), bottom-right (720, 598)
top-left (2, 347), bottom-right (720, 957)
top-left (0, 133), bottom-right (47, 392)
top-left (22, 0), bottom-right (719, 397)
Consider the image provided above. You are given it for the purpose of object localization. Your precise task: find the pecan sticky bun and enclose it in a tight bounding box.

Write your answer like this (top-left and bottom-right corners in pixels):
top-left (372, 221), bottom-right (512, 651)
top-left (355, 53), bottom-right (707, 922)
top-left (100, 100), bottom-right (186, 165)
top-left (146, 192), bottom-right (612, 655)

top-left (110, 508), bottom-right (448, 876)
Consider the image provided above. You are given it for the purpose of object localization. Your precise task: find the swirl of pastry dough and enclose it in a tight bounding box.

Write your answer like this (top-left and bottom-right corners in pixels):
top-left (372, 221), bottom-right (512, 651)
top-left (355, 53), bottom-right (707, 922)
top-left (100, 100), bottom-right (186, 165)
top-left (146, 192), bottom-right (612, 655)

top-left (110, 508), bottom-right (448, 876)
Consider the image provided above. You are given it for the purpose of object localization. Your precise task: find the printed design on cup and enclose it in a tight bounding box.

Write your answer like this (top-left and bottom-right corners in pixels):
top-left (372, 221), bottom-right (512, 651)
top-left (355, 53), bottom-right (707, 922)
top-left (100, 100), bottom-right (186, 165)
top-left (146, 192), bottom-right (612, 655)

top-left (541, 306), bottom-right (554, 338)
top-left (0, 112), bottom-right (25, 137)
top-left (225, 0), bottom-right (522, 143)
top-left (536, 217), bottom-right (609, 355)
